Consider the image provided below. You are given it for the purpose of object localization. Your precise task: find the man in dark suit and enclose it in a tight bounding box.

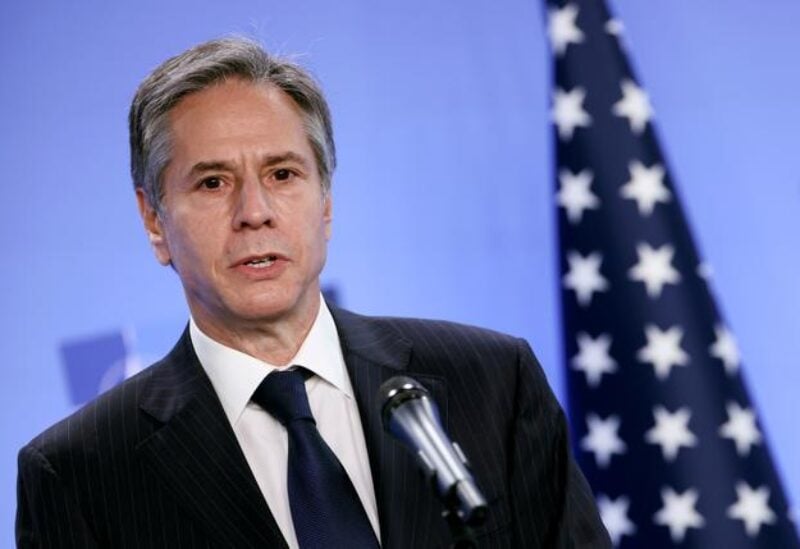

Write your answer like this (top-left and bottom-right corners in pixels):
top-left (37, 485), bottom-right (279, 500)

top-left (16, 38), bottom-right (610, 548)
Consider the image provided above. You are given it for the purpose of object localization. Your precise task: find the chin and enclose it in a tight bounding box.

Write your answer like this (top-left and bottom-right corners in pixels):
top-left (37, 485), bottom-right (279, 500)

top-left (232, 292), bottom-right (312, 322)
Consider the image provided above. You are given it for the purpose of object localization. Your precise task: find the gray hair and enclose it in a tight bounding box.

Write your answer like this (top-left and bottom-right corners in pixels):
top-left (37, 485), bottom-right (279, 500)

top-left (129, 37), bottom-right (336, 210)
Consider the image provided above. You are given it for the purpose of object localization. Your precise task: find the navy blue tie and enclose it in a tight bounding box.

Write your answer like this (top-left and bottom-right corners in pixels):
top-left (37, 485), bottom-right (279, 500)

top-left (252, 368), bottom-right (380, 549)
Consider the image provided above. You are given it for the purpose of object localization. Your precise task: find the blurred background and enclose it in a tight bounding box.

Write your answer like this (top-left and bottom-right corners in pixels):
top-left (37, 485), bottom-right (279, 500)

top-left (1, 0), bottom-right (798, 545)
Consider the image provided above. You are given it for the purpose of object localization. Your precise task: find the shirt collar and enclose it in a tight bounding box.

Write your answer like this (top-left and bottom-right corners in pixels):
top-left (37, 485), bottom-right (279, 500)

top-left (190, 298), bottom-right (350, 426)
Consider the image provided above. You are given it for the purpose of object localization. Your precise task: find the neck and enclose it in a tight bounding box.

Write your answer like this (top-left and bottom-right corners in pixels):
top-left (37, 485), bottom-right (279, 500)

top-left (190, 295), bottom-right (321, 366)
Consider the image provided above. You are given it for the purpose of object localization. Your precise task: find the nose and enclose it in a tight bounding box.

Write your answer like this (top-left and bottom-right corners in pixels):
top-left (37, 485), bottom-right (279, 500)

top-left (233, 176), bottom-right (274, 230)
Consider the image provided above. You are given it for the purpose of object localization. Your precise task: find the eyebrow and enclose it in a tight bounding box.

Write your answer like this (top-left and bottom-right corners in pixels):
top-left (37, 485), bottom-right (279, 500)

top-left (187, 152), bottom-right (312, 178)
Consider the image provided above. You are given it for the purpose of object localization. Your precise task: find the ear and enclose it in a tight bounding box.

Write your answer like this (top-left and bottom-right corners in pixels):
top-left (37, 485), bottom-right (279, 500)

top-left (136, 189), bottom-right (172, 266)
top-left (323, 193), bottom-right (333, 241)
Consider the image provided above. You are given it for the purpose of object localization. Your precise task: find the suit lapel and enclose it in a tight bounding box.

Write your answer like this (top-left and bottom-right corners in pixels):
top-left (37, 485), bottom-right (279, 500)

top-left (331, 307), bottom-right (450, 549)
top-left (136, 330), bottom-right (287, 549)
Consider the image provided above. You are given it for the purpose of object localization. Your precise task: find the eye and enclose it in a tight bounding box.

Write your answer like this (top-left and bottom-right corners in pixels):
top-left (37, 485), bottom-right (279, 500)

top-left (199, 176), bottom-right (223, 190)
top-left (274, 168), bottom-right (294, 182)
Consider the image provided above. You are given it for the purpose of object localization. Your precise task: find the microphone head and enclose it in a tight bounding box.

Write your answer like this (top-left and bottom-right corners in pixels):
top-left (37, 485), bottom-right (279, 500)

top-left (377, 375), bottom-right (489, 528)
top-left (378, 375), bottom-right (430, 428)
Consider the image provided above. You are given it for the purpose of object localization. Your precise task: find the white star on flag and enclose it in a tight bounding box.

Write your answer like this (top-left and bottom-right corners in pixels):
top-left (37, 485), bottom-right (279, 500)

top-left (572, 332), bottom-right (617, 387)
top-left (581, 413), bottom-right (626, 468)
top-left (654, 487), bottom-right (705, 542)
top-left (547, 4), bottom-right (584, 56)
top-left (710, 325), bottom-right (741, 375)
top-left (719, 401), bottom-right (762, 456)
top-left (629, 242), bottom-right (681, 298)
top-left (563, 250), bottom-right (609, 307)
top-left (638, 324), bottom-right (689, 380)
top-left (612, 79), bottom-right (654, 134)
top-left (552, 87), bottom-right (592, 141)
top-left (645, 406), bottom-right (698, 461)
top-left (728, 482), bottom-right (777, 537)
top-left (557, 168), bottom-right (599, 224)
top-left (696, 261), bottom-right (714, 280)
top-left (619, 161), bottom-right (671, 216)
top-left (597, 494), bottom-right (636, 545)
top-left (604, 18), bottom-right (624, 37)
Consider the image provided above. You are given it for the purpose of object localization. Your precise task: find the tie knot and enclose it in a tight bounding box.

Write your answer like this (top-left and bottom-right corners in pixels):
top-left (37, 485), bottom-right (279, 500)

top-left (252, 368), bottom-right (315, 425)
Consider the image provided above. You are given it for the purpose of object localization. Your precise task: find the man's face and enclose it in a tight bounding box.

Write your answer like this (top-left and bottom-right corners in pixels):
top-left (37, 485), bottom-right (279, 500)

top-left (138, 79), bottom-right (332, 335)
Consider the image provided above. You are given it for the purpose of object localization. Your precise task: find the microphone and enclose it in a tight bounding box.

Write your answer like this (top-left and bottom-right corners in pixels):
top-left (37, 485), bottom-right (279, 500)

top-left (378, 376), bottom-right (488, 526)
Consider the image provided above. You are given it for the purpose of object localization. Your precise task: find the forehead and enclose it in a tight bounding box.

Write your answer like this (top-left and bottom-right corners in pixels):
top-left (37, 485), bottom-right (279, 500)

top-left (166, 79), bottom-right (312, 158)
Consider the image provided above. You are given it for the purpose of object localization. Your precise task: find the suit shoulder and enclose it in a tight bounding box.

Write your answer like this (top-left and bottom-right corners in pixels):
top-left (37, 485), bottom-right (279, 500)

top-left (379, 315), bottom-right (521, 347)
top-left (22, 359), bottom-right (163, 461)
top-left (337, 307), bottom-right (530, 366)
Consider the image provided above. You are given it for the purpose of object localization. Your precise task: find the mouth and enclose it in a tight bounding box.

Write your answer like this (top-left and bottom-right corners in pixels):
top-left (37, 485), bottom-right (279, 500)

top-left (237, 253), bottom-right (283, 269)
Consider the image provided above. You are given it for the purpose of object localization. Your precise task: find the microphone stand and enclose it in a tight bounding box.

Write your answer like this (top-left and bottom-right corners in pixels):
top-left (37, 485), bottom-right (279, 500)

top-left (440, 478), bottom-right (486, 549)
top-left (442, 507), bottom-right (480, 549)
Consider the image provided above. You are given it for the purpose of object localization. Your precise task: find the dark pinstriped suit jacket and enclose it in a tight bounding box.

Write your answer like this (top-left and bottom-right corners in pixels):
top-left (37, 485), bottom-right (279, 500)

top-left (17, 306), bottom-right (610, 548)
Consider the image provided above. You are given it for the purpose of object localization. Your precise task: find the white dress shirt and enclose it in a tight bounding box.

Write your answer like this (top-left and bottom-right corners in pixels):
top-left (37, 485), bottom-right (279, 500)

top-left (190, 299), bottom-right (381, 548)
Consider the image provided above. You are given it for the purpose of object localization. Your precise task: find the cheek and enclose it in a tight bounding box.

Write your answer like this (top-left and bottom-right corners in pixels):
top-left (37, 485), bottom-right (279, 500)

top-left (309, 206), bottom-right (331, 245)
top-left (165, 215), bottom-right (221, 269)
top-left (312, 216), bottom-right (332, 261)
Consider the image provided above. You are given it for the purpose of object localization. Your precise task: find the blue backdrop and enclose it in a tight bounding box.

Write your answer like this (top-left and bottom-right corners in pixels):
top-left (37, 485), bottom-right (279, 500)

top-left (2, 1), bottom-right (798, 544)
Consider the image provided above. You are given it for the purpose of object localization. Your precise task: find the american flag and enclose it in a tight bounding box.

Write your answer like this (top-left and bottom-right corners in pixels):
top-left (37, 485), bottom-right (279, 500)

top-left (543, 0), bottom-right (800, 546)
